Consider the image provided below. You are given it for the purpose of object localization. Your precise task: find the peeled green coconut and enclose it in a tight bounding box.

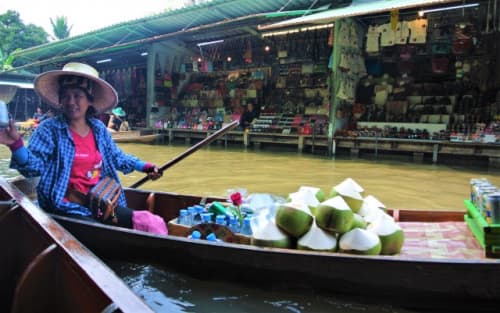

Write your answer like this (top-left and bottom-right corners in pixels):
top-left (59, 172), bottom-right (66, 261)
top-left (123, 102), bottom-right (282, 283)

top-left (297, 220), bottom-right (337, 252)
top-left (350, 213), bottom-right (367, 230)
top-left (275, 202), bottom-right (314, 238)
top-left (298, 186), bottom-right (326, 202)
top-left (363, 207), bottom-right (392, 224)
top-left (367, 214), bottom-right (404, 255)
top-left (359, 195), bottom-right (386, 217)
top-left (315, 196), bottom-right (353, 234)
top-left (329, 178), bottom-right (364, 213)
top-left (364, 195), bottom-right (386, 209)
top-left (288, 188), bottom-right (320, 215)
top-left (339, 228), bottom-right (381, 255)
top-left (251, 220), bottom-right (291, 248)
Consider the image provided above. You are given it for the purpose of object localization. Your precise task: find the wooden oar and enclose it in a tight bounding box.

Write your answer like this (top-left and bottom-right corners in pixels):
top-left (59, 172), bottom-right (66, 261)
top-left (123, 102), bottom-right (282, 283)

top-left (129, 120), bottom-right (239, 189)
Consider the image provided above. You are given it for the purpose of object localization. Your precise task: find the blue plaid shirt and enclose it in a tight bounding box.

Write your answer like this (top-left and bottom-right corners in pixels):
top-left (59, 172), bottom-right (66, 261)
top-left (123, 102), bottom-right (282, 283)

top-left (11, 115), bottom-right (145, 216)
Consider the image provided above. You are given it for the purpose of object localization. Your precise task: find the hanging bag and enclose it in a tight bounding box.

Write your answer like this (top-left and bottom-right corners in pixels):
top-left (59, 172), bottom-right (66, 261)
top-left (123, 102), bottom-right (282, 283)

top-left (88, 177), bottom-right (122, 223)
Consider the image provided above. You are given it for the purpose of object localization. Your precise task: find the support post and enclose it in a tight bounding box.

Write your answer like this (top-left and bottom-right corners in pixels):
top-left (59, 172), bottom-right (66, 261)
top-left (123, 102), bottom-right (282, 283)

top-left (432, 143), bottom-right (439, 163)
top-left (298, 135), bottom-right (304, 152)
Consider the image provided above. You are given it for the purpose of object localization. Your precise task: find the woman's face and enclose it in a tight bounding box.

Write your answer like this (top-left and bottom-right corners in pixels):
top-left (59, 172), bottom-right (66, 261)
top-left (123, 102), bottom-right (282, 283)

top-left (60, 87), bottom-right (91, 121)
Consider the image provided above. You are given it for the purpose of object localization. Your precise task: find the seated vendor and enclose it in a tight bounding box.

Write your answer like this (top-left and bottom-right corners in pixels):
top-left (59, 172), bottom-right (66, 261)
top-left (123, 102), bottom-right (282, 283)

top-left (107, 107), bottom-right (127, 132)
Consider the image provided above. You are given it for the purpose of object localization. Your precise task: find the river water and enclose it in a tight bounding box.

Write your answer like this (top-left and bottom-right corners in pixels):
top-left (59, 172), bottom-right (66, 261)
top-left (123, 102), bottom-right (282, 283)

top-left (1, 142), bottom-right (499, 312)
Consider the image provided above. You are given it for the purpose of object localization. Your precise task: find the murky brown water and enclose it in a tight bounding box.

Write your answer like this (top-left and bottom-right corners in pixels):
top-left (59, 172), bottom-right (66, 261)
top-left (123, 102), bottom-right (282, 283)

top-left (115, 143), bottom-right (500, 211)
top-left (2, 141), bottom-right (499, 312)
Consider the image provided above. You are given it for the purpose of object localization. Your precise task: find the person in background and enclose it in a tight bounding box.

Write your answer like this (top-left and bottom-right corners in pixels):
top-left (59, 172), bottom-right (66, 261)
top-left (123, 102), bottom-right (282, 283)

top-left (32, 106), bottom-right (45, 121)
top-left (239, 101), bottom-right (260, 130)
top-left (0, 62), bottom-right (167, 235)
top-left (107, 106), bottom-right (127, 132)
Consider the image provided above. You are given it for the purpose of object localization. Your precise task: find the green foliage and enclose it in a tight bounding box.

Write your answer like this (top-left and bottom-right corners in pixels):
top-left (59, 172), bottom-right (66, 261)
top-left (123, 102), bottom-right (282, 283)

top-left (50, 16), bottom-right (72, 40)
top-left (0, 48), bottom-right (21, 71)
top-left (0, 10), bottom-right (49, 65)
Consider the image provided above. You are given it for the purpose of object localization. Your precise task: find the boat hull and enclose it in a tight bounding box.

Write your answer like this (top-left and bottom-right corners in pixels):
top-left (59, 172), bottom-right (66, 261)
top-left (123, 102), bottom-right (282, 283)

top-left (47, 188), bottom-right (500, 311)
top-left (111, 129), bottom-right (163, 143)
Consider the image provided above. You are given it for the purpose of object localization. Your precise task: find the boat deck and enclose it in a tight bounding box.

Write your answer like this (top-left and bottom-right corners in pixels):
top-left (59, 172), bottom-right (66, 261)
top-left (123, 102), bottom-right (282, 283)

top-left (400, 221), bottom-right (484, 260)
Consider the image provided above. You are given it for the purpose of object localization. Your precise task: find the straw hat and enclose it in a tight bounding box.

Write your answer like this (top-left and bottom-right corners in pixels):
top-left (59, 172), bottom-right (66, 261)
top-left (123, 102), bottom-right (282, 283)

top-left (34, 62), bottom-right (118, 114)
top-left (0, 84), bottom-right (19, 104)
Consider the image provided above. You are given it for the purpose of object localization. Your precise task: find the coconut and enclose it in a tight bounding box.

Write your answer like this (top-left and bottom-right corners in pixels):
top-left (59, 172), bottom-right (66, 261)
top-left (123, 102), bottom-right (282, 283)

top-left (288, 189), bottom-right (320, 215)
top-left (297, 220), bottom-right (337, 252)
top-left (298, 186), bottom-right (326, 202)
top-left (359, 195), bottom-right (386, 217)
top-left (367, 214), bottom-right (404, 255)
top-left (275, 202), bottom-right (314, 238)
top-left (350, 213), bottom-right (367, 230)
top-left (364, 195), bottom-right (386, 209)
top-left (363, 207), bottom-right (392, 224)
top-left (339, 228), bottom-right (381, 255)
top-left (315, 196), bottom-right (353, 234)
top-left (329, 178), bottom-right (364, 212)
top-left (251, 220), bottom-right (291, 248)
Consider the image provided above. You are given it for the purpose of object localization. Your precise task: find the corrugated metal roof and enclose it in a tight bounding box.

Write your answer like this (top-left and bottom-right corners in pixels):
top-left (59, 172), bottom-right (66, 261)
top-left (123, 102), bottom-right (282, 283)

top-left (11, 0), bottom-right (334, 71)
top-left (259, 0), bottom-right (465, 30)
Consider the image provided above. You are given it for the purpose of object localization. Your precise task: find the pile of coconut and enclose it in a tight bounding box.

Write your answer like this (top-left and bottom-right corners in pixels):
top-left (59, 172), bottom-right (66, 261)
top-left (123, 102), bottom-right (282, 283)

top-left (250, 178), bottom-right (404, 255)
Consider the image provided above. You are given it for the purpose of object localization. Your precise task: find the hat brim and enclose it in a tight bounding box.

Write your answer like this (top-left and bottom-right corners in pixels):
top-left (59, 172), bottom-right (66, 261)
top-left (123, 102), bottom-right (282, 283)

top-left (34, 69), bottom-right (118, 114)
top-left (0, 85), bottom-right (18, 104)
top-left (112, 108), bottom-right (126, 117)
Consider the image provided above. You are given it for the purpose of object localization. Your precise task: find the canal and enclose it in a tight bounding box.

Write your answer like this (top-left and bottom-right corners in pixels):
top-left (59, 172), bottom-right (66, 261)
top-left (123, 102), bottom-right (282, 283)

top-left (1, 142), bottom-right (499, 312)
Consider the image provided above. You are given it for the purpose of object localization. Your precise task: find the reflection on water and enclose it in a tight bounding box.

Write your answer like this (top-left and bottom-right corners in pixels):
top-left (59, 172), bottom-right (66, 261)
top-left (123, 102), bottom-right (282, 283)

top-left (2, 142), bottom-right (500, 313)
top-left (109, 261), bottom-right (420, 313)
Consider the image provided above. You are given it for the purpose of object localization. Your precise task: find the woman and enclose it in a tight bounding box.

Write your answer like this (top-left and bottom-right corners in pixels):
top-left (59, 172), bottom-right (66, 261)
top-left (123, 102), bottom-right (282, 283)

top-left (0, 62), bottom-right (167, 234)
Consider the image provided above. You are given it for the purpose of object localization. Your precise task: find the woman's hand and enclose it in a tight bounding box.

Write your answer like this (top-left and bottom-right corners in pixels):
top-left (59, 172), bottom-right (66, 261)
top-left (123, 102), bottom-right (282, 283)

top-left (0, 119), bottom-right (21, 146)
top-left (143, 163), bottom-right (163, 180)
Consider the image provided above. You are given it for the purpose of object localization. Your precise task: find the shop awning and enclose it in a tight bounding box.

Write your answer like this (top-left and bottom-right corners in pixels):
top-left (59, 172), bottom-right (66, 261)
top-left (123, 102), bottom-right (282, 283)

top-left (259, 0), bottom-right (465, 30)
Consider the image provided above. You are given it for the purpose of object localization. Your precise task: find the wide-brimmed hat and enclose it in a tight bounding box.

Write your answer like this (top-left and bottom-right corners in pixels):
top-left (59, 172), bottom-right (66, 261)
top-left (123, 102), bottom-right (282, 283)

top-left (34, 62), bottom-right (118, 114)
top-left (112, 106), bottom-right (126, 117)
top-left (0, 84), bottom-right (18, 104)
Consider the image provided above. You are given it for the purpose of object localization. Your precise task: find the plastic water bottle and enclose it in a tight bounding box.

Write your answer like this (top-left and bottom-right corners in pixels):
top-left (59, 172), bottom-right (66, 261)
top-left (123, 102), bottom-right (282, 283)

top-left (193, 205), bottom-right (205, 224)
top-left (215, 214), bottom-right (227, 226)
top-left (188, 230), bottom-right (201, 240)
top-left (209, 201), bottom-right (227, 216)
top-left (187, 206), bottom-right (198, 225)
top-left (194, 204), bottom-right (206, 213)
top-left (201, 212), bottom-right (213, 224)
top-left (0, 100), bottom-right (9, 129)
top-left (206, 232), bottom-right (217, 241)
top-left (240, 216), bottom-right (252, 236)
top-left (178, 209), bottom-right (189, 225)
top-left (228, 215), bottom-right (240, 233)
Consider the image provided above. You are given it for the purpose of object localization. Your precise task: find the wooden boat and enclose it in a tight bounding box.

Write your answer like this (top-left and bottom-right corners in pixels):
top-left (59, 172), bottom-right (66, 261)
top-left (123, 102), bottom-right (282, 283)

top-left (8, 178), bottom-right (500, 311)
top-left (0, 178), bottom-right (154, 313)
top-left (111, 129), bottom-right (163, 144)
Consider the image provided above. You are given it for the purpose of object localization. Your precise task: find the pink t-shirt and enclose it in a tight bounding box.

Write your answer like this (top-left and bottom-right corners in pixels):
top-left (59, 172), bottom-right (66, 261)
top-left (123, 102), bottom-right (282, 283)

top-left (68, 128), bottom-right (102, 194)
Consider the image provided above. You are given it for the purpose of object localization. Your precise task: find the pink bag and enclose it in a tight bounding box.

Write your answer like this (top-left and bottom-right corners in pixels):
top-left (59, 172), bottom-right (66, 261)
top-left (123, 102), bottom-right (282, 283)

top-left (132, 210), bottom-right (168, 235)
